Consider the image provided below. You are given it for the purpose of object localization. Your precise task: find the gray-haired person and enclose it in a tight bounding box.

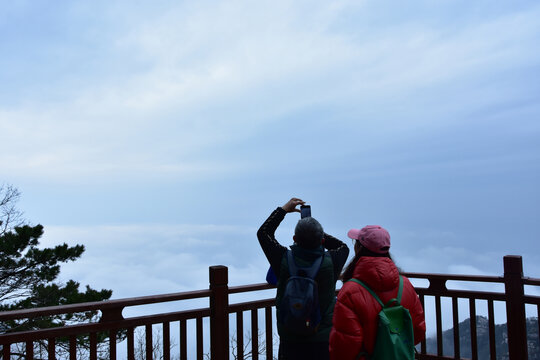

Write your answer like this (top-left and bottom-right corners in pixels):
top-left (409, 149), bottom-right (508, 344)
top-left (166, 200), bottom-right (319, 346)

top-left (257, 198), bottom-right (349, 360)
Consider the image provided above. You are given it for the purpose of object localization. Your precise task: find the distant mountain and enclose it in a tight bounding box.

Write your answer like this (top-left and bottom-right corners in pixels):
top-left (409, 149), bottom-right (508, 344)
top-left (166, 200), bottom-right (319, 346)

top-left (425, 316), bottom-right (539, 359)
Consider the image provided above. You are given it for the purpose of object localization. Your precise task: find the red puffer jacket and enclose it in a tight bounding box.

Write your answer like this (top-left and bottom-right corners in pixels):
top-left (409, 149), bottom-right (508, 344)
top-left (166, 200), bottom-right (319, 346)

top-left (329, 257), bottom-right (426, 360)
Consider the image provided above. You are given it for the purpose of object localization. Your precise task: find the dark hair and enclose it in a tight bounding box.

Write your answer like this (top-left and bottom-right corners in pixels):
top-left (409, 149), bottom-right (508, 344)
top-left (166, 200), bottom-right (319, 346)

top-left (294, 217), bottom-right (324, 249)
top-left (340, 243), bottom-right (394, 282)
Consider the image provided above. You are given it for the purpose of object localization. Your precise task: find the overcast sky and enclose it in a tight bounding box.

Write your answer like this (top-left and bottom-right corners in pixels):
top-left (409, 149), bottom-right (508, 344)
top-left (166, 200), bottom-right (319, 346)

top-left (1, 0), bottom-right (539, 324)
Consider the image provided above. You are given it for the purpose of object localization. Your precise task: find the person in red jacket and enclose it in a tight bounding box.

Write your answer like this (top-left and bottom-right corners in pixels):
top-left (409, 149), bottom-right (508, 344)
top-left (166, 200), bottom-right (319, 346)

top-left (329, 225), bottom-right (426, 360)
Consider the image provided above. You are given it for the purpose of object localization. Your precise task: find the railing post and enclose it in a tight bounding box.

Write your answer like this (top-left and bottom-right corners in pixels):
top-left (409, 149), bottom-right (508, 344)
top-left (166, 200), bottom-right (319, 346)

top-left (210, 265), bottom-right (230, 360)
top-left (503, 255), bottom-right (528, 359)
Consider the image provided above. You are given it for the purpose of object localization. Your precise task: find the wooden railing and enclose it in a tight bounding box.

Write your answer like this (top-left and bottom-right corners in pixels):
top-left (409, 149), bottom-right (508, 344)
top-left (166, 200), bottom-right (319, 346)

top-left (0, 255), bottom-right (538, 359)
top-left (410, 255), bottom-right (540, 360)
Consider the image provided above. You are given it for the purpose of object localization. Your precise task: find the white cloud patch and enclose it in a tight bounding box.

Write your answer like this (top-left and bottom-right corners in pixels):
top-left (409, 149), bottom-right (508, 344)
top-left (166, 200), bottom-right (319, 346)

top-left (40, 223), bottom-right (266, 300)
top-left (396, 244), bottom-right (507, 275)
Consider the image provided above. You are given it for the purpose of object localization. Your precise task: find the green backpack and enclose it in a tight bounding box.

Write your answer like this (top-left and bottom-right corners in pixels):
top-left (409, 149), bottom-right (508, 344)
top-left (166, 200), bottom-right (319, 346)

top-left (349, 276), bottom-right (415, 360)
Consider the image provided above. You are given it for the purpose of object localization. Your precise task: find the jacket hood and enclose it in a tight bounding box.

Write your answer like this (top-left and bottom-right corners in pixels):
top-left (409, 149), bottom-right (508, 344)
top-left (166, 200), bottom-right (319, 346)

top-left (290, 244), bottom-right (324, 261)
top-left (352, 256), bottom-right (399, 292)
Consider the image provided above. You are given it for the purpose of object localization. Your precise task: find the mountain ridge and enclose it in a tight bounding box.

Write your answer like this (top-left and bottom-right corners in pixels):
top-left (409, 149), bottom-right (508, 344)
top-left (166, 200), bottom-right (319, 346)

top-left (425, 316), bottom-right (539, 359)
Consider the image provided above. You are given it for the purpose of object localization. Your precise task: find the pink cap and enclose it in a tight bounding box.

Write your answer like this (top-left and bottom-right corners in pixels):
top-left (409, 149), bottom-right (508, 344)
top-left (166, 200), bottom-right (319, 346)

top-left (347, 225), bottom-right (391, 254)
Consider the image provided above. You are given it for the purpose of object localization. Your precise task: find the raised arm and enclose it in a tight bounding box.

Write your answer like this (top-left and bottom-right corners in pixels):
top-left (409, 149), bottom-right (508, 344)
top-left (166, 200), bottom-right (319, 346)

top-left (256, 198), bottom-right (305, 276)
top-left (323, 233), bottom-right (350, 281)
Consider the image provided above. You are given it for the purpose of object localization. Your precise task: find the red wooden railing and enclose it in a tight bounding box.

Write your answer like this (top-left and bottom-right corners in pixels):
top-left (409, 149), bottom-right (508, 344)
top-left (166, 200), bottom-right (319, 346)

top-left (0, 255), bottom-right (538, 359)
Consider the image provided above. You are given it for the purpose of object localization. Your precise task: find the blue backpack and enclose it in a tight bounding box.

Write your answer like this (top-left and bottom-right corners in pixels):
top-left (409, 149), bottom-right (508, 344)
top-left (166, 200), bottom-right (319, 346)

top-left (278, 250), bottom-right (325, 335)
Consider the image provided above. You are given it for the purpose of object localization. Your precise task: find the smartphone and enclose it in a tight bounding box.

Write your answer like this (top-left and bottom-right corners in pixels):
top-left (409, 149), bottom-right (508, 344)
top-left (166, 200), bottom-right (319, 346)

top-left (300, 205), bottom-right (311, 218)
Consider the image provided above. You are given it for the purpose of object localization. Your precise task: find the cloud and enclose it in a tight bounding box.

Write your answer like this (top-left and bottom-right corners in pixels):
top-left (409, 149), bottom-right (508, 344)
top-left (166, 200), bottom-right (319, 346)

top-left (3, 1), bottom-right (539, 184)
top-left (40, 223), bottom-right (266, 298)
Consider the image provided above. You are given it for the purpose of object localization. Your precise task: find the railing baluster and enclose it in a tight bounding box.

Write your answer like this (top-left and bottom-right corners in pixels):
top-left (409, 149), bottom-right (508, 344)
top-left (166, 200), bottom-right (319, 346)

top-left (69, 335), bottom-right (76, 360)
top-left (452, 297), bottom-right (460, 359)
top-left (504, 255), bottom-right (528, 359)
top-left (265, 306), bottom-right (273, 360)
top-left (209, 265), bottom-right (229, 360)
top-left (146, 324), bottom-right (153, 360)
top-left (127, 326), bottom-right (135, 360)
top-left (197, 317), bottom-right (204, 360)
top-left (251, 309), bottom-right (259, 360)
top-left (90, 332), bottom-right (97, 360)
top-left (26, 340), bottom-right (34, 360)
top-left (237, 311), bottom-right (244, 360)
top-left (488, 300), bottom-right (496, 360)
top-left (2, 344), bottom-right (10, 359)
top-left (419, 294), bottom-right (426, 354)
top-left (180, 320), bottom-right (187, 360)
top-left (469, 299), bottom-right (478, 360)
top-left (110, 329), bottom-right (117, 360)
top-left (435, 295), bottom-right (443, 356)
top-left (48, 337), bottom-right (55, 359)
top-left (163, 321), bottom-right (170, 360)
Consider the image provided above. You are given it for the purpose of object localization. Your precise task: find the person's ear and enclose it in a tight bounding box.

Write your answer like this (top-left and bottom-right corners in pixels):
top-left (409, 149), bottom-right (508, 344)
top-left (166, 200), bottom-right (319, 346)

top-left (293, 235), bottom-right (297, 243)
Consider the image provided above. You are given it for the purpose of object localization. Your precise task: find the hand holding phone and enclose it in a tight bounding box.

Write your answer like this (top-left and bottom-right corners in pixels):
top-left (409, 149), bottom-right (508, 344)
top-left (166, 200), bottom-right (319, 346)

top-left (282, 198), bottom-right (305, 213)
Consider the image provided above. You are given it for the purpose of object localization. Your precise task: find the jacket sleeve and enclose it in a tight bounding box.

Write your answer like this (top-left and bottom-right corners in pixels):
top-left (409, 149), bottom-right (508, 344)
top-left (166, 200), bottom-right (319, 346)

top-left (323, 233), bottom-right (350, 281)
top-left (256, 207), bottom-right (288, 277)
top-left (403, 277), bottom-right (426, 344)
top-left (330, 287), bottom-right (365, 360)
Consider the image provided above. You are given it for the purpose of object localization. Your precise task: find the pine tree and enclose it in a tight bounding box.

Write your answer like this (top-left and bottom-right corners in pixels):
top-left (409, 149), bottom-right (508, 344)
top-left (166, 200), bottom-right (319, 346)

top-left (0, 184), bottom-right (114, 358)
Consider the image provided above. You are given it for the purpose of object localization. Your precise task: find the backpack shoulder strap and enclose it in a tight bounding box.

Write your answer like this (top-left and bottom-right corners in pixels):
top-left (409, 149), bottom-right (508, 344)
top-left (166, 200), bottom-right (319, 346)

top-left (287, 250), bottom-right (325, 279)
top-left (286, 250), bottom-right (297, 276)
top-left (396, 275), bottom-right (403, 304)
top-left (348, 278), bottom-right (384, 307)
top-left (348, 275), bottom-right (404, 307)
top-left (304, 252), bottom-right (325, 279)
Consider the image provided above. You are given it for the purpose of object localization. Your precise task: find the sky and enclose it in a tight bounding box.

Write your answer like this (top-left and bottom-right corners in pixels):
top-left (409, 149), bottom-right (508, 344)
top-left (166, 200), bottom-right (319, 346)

top-left (1, 0), bottom-right (540, 331)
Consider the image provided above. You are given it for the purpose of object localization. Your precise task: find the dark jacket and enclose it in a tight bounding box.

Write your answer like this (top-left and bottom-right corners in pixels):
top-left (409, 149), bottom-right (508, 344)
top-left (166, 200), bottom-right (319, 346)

top-left (257, 207), bottom-right (350, 343)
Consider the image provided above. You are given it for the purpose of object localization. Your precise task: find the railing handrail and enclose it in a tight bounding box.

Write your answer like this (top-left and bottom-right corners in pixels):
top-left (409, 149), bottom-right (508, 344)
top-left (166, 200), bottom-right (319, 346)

top-left (0, 283), bottom-right (278, 322)
top-left (228, 282), bottom-right (275, 294)
top-left (1, 272), bottom-right (538, 321)
top-left (0, 289), bottom-right (212, 321)
top-left (402, 271), bottom-right (504, 283)
top-left (0, 307), bottom-right (211, 344)
top-left (523, 277), bottom-right (540, 286)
